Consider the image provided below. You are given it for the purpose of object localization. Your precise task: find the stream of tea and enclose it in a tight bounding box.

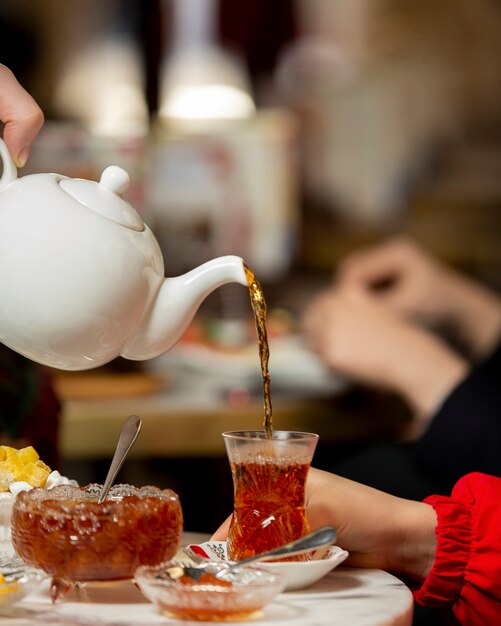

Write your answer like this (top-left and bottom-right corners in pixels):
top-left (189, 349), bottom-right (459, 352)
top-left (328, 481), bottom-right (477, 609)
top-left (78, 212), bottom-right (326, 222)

top-left (227, 265), bottom-right (315, 561)
top-left (244, 264), bottom-right (273, 439)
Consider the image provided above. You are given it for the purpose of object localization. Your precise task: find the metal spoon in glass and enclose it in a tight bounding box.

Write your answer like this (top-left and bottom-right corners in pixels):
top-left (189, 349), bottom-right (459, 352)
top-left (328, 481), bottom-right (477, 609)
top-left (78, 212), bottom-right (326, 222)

top-left (169, 525), bottom-right (337, 582)
top-left (98, 414), bottom-right (142, 504)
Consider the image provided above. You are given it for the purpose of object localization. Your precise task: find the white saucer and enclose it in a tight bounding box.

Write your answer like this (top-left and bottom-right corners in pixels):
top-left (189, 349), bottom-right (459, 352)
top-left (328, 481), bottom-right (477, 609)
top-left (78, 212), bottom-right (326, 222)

top-left (184, 540), bottom-right (349, 591)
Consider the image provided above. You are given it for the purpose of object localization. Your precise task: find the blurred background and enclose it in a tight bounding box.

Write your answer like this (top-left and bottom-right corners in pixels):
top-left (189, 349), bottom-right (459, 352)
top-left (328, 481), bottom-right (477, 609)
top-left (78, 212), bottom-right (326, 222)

top-left (2, 0), bottom-right (501, 531)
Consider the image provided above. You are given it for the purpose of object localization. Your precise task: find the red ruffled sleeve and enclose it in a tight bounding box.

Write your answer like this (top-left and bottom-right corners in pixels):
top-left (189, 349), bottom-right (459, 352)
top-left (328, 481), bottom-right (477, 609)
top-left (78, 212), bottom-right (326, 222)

top-left (413, 473), bottom-right (501, 625)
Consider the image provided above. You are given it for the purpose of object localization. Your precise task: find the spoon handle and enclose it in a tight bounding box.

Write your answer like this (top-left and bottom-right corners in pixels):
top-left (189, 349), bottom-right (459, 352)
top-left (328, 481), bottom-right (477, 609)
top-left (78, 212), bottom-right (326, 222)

top-left (98, 414), bottom-right (142, 504)
top-left (234, 526), bottom-right (336, 567)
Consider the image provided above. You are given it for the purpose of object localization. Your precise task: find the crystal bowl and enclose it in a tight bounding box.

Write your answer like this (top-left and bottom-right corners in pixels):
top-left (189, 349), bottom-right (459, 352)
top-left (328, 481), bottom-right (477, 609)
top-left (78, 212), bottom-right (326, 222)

top-left (135, 560), bottom-right (286, 622)
top-left (11, 484), bottom-right (183, 585)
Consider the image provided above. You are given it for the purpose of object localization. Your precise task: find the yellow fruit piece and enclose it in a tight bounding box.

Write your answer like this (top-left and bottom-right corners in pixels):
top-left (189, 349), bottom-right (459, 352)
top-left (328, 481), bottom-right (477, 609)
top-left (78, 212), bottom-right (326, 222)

top-left (2, 456), bottom-right (24, 481)
top-left (19, 459), bottom-right (51, 487)
top-left (16, 446), bottom-right (39, 465)
top-left (0, 576), bottom-right (20, 598)
top-left (0, 445), bottom-right (51, 490)
top-left (0, 456), bottom-right (23, 480)
top-left (0, 446), bottom-right (17, 462)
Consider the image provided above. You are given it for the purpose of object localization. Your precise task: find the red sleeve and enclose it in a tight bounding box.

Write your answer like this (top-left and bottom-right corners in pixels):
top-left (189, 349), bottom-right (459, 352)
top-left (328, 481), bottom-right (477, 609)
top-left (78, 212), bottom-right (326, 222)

top-left (413, 473), bottom-right (501, 625)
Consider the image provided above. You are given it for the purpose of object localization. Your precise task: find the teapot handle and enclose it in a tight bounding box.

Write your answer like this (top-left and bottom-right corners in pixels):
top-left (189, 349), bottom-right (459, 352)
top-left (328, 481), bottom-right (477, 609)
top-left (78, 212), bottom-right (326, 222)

top-left (0, 138), bottom-right (18, 190)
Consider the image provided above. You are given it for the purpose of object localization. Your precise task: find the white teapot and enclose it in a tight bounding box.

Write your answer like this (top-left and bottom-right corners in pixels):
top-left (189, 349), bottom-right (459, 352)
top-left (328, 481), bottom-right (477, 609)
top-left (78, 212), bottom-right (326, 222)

top-left (0, 139), bottom-right (248, 370)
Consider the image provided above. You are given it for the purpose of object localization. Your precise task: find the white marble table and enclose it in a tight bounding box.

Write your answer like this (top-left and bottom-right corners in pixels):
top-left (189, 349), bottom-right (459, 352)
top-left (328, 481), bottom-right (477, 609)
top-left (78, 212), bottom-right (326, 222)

top-left (0, 567), bottom-right (413, 626)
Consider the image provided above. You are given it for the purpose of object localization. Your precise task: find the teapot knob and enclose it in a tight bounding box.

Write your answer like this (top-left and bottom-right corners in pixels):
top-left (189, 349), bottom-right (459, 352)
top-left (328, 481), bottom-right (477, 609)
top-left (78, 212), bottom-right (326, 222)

top-left (99, 166), bottom-right (130, 195)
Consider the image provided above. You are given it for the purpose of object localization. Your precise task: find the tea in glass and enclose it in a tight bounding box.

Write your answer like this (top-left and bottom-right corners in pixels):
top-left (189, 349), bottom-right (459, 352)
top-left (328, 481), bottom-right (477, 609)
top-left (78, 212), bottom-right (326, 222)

top-left (223, 430), bottom-right (318, 562)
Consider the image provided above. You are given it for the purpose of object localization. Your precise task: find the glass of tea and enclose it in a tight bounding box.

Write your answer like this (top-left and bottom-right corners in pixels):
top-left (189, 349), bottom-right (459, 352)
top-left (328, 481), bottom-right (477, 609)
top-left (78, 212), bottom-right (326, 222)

top-left (223, 430), bottom-right (319, 562)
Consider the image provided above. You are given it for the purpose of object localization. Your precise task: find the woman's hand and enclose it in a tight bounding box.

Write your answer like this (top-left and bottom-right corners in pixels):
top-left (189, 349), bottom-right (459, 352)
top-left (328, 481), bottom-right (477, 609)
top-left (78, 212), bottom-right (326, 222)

top-left (212, 515), bottom-right (232, 541)
top-left (304, 468), bottom-right (437, 582)
top-left (302, 286), bottom-right (468, 427)
top-left (337, 236), bottom-right (501, 360)
top-left (336, 237), bottom-right (458, 324)
top-left (0, 64), bottom-right (44, 167)
top-left (212, 468), bottom-right (438, 583)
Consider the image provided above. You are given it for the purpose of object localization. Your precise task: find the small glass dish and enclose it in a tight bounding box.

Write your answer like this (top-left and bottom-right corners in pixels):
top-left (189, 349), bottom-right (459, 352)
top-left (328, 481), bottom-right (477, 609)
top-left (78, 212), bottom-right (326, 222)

top-left (134, 560), bottom-right (286, 622)
top-left (0, 558), bottom-right (46, 608)
top-left (11, 483), bottom-right (183, 601)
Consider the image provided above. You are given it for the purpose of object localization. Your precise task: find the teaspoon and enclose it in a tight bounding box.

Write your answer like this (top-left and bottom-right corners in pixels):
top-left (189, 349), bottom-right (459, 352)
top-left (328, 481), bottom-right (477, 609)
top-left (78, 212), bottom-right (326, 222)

top-left (169, 525), bottom-right (336, 582)
top-left (98, 414), bottom-right (142, 504)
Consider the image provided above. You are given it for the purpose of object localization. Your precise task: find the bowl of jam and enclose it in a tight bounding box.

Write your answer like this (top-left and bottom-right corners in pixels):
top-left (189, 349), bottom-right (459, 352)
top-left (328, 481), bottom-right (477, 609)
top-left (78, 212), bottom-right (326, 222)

top-left (11, 483), bottom-right (183, 600)
top-left (134, 560), bottom-right (286, 622)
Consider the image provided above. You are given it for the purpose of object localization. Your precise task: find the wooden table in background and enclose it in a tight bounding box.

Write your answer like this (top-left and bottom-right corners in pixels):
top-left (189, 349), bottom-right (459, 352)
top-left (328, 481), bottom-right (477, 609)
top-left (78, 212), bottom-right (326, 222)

top-left (56, 370), bottom-right (408, 461)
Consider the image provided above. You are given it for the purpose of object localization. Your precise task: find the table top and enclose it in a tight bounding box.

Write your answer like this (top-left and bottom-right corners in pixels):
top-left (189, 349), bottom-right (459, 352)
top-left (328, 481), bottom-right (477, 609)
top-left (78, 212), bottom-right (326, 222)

top-left (0, 567), bottom-right (413, 626)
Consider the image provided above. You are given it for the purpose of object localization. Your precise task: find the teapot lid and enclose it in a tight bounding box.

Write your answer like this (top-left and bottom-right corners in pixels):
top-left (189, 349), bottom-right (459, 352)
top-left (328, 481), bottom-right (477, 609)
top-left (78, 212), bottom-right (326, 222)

top-left (60, 166), bottom-right (144, 231)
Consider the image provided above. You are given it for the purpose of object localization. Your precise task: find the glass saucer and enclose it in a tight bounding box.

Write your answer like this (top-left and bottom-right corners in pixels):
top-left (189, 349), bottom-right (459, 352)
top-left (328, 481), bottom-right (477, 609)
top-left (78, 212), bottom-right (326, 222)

top-left (0, 557), bottom-right (46, 608)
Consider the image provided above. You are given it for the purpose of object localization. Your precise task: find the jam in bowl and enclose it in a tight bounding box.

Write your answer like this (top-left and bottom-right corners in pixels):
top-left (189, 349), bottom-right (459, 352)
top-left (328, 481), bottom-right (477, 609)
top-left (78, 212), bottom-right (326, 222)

top-left (11, 483), bottom-right (183, 600)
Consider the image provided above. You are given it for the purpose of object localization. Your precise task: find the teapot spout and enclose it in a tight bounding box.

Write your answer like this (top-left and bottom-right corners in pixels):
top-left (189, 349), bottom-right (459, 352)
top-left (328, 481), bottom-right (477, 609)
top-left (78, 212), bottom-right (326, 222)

top-left (121, 255), bottom-right (248, 361)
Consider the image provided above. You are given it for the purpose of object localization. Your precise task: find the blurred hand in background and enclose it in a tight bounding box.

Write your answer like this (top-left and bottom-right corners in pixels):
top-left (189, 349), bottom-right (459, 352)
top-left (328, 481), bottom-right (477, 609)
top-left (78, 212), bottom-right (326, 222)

top-left (302, 285), bottom-right (469, 436)
top-left (336, 237), bottom-right (501, 361)
top-left (302, 237), bottom-right (501, 436)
